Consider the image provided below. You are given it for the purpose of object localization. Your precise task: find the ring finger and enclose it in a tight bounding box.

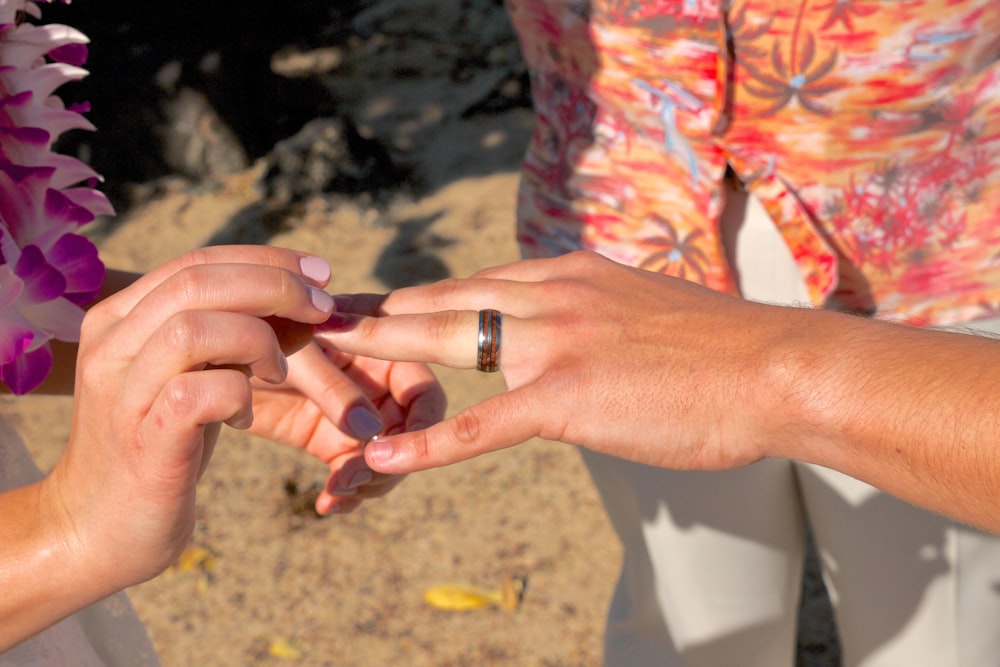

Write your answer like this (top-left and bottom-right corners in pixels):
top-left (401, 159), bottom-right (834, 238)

top-left (284, 342), bottom-right (384, 442)
top-left (314, 309), bottom-right (514, 371)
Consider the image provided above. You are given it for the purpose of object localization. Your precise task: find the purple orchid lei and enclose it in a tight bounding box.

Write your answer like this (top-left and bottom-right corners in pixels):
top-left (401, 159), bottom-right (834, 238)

top-left (0, 0), bottom-right (110, 394)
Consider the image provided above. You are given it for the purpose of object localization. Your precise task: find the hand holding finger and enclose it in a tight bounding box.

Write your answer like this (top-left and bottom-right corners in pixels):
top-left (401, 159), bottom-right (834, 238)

top-left (315, 309), bottom-right (499, 370)
top-left (319, 251), bottom-right (778, 474)
top-left (316, 357), bottom-right (445, 513)
top-left (363, 388), bottom-right (545, 474)
top-left (49, 248), bottom-right (340, 593)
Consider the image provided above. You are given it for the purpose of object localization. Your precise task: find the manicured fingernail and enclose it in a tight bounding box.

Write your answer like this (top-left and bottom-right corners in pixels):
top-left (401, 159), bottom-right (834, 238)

top-left (346, 406), bottom-right (383, 440)
top-left (325, 474), bottom-right (341, 496)
top-left (300, 255), bottom-right (331, 283)
top-left (309, 286), bottom-right (335, 314)
top-left (366, 439), bottom-right (393, 465)
top-left (314, 313), bottom-right (358, 332)
top-left (348, 470), bottom-right (373, 488)
top-left (229, 409), bottom-right (254, 430)
top-left (277, 353), bottom-right (289, 378)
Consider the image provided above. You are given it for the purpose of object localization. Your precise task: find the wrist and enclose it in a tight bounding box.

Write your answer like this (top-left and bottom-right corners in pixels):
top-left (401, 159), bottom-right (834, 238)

top-left (755, 306), bottom-right (854, 467)
top-left (0, 480), bottom-right (111, 650)
top-left (35, 473), bottom-right (119, 597)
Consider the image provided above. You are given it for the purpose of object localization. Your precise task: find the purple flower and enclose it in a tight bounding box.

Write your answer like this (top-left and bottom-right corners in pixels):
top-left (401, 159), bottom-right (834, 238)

top-left (0, 0), bottom-right (110, 393)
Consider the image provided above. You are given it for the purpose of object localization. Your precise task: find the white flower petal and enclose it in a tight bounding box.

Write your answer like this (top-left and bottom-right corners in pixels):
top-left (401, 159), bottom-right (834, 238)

top-left (19, 296), bottom-right (83, 344)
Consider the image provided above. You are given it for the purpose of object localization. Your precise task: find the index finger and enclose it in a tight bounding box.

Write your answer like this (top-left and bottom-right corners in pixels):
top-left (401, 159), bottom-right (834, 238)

top-left (104, 246), bottom-right (332, 316)
top-left (363, 387), bottom-right (543, 474)
top-left (137, 261), bottom-right (331, 328)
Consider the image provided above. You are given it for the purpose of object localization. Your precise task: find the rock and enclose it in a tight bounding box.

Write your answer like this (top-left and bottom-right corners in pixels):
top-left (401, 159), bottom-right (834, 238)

top-left (161, 87), bottom-right (249, 180)
top-left (259, 116), bottom-right (410, 206)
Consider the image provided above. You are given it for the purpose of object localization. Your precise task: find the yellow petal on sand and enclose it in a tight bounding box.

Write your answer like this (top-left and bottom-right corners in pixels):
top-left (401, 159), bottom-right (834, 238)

top-left (423, 583), bottom-right (504, 611)
top-left (172, 545), bottom-right (217, 592)
top-left (268, 637), bottom-right (303, 660)
top-left (175, 546), bottom-right (216, 573)
top-left (500, 573), bottom-right (528, 611)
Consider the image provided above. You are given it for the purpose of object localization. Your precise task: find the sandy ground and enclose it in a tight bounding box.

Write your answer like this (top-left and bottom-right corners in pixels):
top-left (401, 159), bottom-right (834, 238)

top-left (6, 149), bottom-right (626, 667)
top-left (2, 2), bottom-right (840, 665)
top-left (7, 112), bottom-right (631, 665)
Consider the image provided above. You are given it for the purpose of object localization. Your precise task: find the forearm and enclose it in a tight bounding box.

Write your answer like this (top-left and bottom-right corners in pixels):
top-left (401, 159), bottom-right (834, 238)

top-left (770, 308), bottom-right (1000, 532)
top-left (0, 481), bottom-right (110, 651)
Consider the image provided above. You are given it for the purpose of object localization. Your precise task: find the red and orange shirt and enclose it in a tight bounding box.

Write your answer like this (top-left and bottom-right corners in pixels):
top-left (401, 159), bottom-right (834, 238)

top-left (508, 0), bottom-right (1000, 324)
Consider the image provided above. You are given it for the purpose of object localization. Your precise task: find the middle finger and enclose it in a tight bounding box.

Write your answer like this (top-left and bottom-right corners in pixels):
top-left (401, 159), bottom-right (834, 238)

top-left (97, 262), bottom-right (335, 359)
top-left (121, 310), bottom-right (289, 414)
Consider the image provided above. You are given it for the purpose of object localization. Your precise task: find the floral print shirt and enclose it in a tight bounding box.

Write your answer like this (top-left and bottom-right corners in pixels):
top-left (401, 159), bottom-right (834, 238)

top-left (508, 0), bottom-right (1000, 325)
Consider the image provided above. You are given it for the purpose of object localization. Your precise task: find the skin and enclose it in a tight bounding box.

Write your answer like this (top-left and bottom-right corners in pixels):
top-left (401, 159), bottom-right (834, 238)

top-left (23, 268), bottom-right (445, 516)
top-left (246, 342), bottom-right (444, 514)
top-left (314, 250), bottom-right (1000, 534)
top-left (0, 246), bottom-right (445, 651)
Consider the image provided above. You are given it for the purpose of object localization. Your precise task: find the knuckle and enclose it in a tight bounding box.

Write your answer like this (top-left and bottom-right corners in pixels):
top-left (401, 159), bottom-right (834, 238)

top-left (429, 278), bottom-right (466, 309)
top-left (180, 246), bottom-right (212, 269)
top-left (426, 309), bottom-right (464, 345)
top-left (450, 408), bottom-right (482, 447)
top-left (161, 371), bottom-right (250, 421)
top-left (350, 314), bottom-right (382, 341)
top-left (569, 249), bottom-right (604, 267)
top-left (160, 311), bottom-right (202, 353)
top-left (79, 306), bottom-right (107, 340)
top-left (545, 277), bottom-right (592, 311)
top-left (407, 429), bottom-right (432, 461)
top-left (160, 376), bottom-right (200, 416)
top-left (76, 348), bottom-right (109, 387)
top-left (171, 267), bottom-right (208, 304)
top-left (274, 265), bottom-right (296, 302)
top-left (259, 245), bottom-right (285, 269)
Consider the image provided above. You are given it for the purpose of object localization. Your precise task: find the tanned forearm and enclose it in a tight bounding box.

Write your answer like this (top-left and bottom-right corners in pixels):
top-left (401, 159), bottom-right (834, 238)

top-left (770, 308), bottom-right (1000, 532)
top-left (0, 481), bottom-right (110, 651)
top-left (0, 271), bottom-right (145, 648)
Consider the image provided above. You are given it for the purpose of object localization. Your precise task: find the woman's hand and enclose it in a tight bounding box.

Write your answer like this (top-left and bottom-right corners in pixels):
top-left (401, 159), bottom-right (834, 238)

top-left (248, 342), bottom-right (445, 515)
top-left (313, 251), bottom-right (794, 475)
top-left (41, 246), bottom-right (337, 600)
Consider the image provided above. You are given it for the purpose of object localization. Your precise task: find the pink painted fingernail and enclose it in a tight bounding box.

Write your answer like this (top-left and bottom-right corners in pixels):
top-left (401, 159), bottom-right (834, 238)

top-left (300, 255), bottom-right (331, 283)
top-left (333, 295), bottom-right (354, 311)
top-left (348, 470), bottom-right (373, 488)
top-left (314, 313), bottom-right (358, 332)
top-left (325, 473), bottom-right (342, 496)
top-left (346, 406), bottom-right (383, 440)
top-left (309, 286), bottom-right (335, 314)
top-left (366, 440), bottom-right (393, 465)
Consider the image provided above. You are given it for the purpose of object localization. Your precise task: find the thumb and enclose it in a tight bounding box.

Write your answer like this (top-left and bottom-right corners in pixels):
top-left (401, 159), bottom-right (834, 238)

top-left (363, 388), bottom-right (542, 473)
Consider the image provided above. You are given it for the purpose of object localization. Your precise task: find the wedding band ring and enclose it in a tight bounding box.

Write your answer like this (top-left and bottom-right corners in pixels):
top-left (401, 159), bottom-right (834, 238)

top-left (477, 309), bottom-right (502, 373)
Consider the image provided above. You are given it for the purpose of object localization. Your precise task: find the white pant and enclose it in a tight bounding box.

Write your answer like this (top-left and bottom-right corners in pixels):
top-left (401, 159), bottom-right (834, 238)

top-left (582, 190), bottom-right (1000, 666)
